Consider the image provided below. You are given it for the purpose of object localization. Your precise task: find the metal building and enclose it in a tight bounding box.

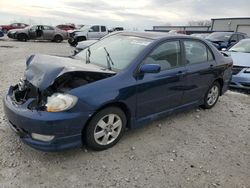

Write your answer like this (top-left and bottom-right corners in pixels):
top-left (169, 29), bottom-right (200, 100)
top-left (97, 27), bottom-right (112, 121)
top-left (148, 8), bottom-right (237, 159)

top-left (146, 26), bottom-right (211, 34)
top-left (211, 17), bottom-right (250, 36)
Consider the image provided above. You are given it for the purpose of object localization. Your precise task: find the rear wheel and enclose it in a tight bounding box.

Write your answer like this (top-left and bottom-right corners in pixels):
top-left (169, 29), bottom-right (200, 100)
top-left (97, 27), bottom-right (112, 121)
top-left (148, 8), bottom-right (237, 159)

top-left (201, 81), bottom-right (221, 109)
top-left (53, 35), bottom-right (63, 43)
top-left (84, 107), bottom-right (126, 150)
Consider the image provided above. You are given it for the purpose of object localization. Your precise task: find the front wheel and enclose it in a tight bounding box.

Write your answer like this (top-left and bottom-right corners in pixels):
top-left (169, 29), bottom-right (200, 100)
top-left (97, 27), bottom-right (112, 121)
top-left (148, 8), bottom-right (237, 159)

top-left (201, 81), bottom-right (221, 109)
top-left (84, 107), bottom-right (126, 150)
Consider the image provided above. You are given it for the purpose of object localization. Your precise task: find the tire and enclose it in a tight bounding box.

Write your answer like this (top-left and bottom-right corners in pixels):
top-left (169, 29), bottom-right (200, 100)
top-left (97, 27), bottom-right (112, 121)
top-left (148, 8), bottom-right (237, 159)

top-left (84, 107), bottom-right (127, 150)
top-left (17, 33), bottom-right (28, 42)
top-left (201, 81), bottom-right (221, 109)
top-left (53, 35), bottom-right (63, 43)
top-left (68, 37), bottom-right (77, 46)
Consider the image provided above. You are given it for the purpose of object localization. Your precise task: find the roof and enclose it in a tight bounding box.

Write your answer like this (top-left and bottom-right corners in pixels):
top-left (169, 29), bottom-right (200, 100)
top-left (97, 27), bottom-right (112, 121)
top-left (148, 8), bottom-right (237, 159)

top-left (117, 31), bottom-right (187, 40)
top-left (212, 17), bottom-right (250, 21)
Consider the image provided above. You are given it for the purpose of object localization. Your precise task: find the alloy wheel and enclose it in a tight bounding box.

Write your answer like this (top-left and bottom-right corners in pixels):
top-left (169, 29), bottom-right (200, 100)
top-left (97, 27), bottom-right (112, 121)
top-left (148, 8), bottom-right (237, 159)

top-left (94, 114), bottom-right (122, 145)
top-left (207, 85), bottom-right (219, 106)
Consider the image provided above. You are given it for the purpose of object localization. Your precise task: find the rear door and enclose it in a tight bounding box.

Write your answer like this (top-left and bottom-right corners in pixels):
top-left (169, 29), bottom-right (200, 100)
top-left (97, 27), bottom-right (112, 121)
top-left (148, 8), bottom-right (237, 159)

top-left (182, 40), bottom-right (217, 105)
top-left (100, 26), bottom-right (107, 37)
top-left (136, 40), bottom-right (187, 118)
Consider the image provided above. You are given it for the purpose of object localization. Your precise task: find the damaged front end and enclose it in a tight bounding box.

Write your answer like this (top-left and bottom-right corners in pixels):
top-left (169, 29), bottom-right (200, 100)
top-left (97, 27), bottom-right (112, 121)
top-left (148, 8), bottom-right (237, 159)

top-left (11, 54), bottom-right (116, 112)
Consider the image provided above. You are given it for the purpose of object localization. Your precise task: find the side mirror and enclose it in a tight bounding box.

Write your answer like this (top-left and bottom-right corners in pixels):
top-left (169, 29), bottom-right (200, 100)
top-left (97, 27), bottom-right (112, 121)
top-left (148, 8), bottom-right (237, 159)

top-left (88, 29), bottom-right (94, 32)
top-left (140, 64), bottom-right (161, 74)
top-left (221, 48), bottom-right (227, 51)
top-left (230, 40), bottom-right (237, 43)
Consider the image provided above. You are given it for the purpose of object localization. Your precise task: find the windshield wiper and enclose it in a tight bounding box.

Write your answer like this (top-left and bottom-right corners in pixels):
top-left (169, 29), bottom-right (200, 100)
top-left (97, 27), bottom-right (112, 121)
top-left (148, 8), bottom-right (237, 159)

top-left (85, 47), bottom-right (91, 64)
top-left (103, 47), bottom-right (114, 70)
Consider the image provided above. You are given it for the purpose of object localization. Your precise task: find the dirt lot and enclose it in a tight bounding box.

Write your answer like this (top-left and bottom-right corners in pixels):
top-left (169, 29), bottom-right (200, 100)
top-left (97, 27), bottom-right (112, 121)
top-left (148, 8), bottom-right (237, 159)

top-left (0, 36), bottom-right (249, 188)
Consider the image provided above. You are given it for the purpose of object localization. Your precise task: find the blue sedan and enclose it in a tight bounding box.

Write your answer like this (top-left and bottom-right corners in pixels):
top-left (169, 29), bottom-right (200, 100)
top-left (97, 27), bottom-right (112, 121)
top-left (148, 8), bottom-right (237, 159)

top-left (3, 32), bottom-right (233, 151)
top-left (0, 29), bottom-right (4, 37)
top-left (227, 39), bottom-right (250, 90)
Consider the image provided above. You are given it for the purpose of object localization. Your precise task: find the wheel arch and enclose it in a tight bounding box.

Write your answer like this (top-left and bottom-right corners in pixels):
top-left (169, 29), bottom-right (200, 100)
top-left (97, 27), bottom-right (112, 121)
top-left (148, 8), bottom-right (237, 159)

top-left (214, 77), bottom-right (224, 95)
top-left (82, 101), bottom-right (132, 135)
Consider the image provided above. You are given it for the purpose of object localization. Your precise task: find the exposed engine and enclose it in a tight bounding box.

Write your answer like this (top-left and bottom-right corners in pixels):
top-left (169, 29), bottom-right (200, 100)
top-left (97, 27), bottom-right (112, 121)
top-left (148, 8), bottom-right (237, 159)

top-left (12, 71), bottom-right (115, 110)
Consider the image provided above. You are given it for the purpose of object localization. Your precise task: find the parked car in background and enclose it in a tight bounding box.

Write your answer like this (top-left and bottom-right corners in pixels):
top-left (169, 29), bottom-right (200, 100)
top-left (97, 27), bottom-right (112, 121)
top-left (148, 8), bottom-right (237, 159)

top-left (3, 32), bottom-right (232, 151)
top-left (190, 33), bottom-right (210, 39)
top-left (7, 25), bottom-right (69, 42)
top-left (205, 32), bottom-right (247, 50)
top-left (108, 27), bottom-right (124, 33)
top-left (0, 27), bottom-right (4, 37)
top-left (225, 39), bottom-right (250, 90)
top-left (0, 23), bottom-right (28, 33)
top-left (56, 24), bottom-right (75, 31)
top-left (68, 25), bottom-right (108, 46)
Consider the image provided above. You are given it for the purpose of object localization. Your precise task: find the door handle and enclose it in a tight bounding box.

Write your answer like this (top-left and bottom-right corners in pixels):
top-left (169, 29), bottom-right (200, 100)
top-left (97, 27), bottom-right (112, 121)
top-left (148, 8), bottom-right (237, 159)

top-left (176, 71), bottom-right (186, 76)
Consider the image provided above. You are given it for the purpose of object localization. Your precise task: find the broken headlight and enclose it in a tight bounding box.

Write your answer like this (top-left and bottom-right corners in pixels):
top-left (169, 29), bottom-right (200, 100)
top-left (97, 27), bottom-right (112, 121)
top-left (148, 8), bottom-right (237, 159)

top-left (46, 93), bottom-right (78, 112)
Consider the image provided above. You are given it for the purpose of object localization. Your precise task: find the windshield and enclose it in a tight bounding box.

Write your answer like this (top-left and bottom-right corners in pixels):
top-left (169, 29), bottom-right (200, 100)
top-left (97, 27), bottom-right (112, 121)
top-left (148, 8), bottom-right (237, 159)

top-left (206, 32), bottom-right (232, 41)
top-left (229, 40), bottom-right (250, 53)
top-left (75, 35), bottom-right (153, 70)
top-left (80, 25), bottom-right (91, 31)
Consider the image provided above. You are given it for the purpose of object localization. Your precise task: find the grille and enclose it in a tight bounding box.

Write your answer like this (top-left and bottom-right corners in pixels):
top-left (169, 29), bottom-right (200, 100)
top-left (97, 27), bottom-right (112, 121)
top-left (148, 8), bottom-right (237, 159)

top-left (232, 66), bottom-right (244, 75)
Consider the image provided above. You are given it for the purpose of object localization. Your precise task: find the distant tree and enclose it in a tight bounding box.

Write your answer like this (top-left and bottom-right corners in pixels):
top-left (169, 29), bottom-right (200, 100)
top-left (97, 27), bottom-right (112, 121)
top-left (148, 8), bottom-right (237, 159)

top-left (188, 20), bottom-right (211, 26)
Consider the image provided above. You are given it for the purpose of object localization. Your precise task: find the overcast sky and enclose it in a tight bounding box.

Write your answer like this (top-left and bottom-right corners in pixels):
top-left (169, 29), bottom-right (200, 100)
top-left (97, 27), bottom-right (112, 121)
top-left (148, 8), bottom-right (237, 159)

top-left (0, 0), bottom-right (250, 30)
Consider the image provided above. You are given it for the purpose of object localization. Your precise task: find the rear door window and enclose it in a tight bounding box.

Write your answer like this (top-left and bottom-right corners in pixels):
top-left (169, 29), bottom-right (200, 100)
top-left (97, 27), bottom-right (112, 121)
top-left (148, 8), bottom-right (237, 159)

top-left (101, 26), bottom-right (106, 32)
top-left (184, 40), bottom-right (214, 64)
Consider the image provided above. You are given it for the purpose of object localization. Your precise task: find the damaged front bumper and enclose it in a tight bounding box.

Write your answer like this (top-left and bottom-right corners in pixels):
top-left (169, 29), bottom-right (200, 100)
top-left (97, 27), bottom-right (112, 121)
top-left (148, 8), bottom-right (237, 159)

top-left (3, 86), bottom-right (93, 152)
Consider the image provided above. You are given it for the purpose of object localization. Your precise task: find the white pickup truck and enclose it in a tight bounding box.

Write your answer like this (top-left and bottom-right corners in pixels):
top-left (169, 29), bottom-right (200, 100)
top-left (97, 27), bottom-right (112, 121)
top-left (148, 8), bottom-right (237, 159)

top-left (68, 25), bottom-right (108, 46)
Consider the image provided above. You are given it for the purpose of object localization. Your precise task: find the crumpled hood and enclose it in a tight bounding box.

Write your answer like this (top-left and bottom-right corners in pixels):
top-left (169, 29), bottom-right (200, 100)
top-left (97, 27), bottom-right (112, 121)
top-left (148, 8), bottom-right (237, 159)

top-left (25, 54), bottom-right (115, 90)
top-left (227, 52), bottom-right (250, 67)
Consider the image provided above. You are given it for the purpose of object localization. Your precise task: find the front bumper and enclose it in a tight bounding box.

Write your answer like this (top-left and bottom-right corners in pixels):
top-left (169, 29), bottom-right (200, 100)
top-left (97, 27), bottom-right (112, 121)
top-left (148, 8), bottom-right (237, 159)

top-left (230, 73), bottom-right (250, 90)
top-left (3, 86), bottom-right (93, 151)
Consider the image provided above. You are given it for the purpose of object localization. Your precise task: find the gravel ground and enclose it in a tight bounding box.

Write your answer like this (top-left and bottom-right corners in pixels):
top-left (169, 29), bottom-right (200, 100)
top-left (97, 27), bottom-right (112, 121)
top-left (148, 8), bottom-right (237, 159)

top-left (0, 36), bottom-right (250, 188)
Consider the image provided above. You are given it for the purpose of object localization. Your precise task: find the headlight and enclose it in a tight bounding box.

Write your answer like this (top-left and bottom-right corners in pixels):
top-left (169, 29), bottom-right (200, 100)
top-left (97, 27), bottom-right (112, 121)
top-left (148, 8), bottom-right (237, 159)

top-left (244, 68), bottom-right (250, 73)
top-left (46, 93), bottom-right (78, 112)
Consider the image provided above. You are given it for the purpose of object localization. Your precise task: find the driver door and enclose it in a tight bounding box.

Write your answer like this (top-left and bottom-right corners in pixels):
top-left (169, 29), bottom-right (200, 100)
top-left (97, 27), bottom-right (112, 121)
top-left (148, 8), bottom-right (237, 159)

top-left (87, 25), bottom-right (100, 40)
top-left (136, 40), bottom-right (187, 119)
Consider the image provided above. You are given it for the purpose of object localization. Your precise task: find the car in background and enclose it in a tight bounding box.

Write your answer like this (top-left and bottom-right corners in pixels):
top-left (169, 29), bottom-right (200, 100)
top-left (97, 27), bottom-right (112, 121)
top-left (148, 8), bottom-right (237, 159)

top-left (205, 32), bottom-right (247, 50)
top-left (190, 33), bottom-right (210, 39)
top-left (7, 25), bottom-right (69, 42)
top-left (108, 27), bottom-right (124, 33)
top-left (226, 39), bottom-right (250, 90)
top-left (3, 32), bottom-right (232, 151)
top-left (0, 23), bottom-right (28, 33)
top-left (68, 25), bottom-right (108, 46)
top-left (0, 27), bottom-right (4, 37)
top-left (56, 24), bottom-right (75, 31)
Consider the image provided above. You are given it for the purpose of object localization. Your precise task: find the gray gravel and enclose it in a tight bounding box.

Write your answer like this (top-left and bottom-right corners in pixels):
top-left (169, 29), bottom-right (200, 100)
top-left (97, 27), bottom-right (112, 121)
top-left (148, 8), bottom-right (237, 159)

top-left (0, 36), bottom-right (250, 188)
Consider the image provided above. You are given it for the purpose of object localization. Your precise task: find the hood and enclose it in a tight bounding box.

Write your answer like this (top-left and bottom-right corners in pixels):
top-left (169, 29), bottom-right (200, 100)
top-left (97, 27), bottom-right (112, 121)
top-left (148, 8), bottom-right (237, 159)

top-left (25, 54), bottom-right (115, 90)
top-left (8, 28), bottom-right (23, 33)
top-left (227, 52), bottom-right (250, 67)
